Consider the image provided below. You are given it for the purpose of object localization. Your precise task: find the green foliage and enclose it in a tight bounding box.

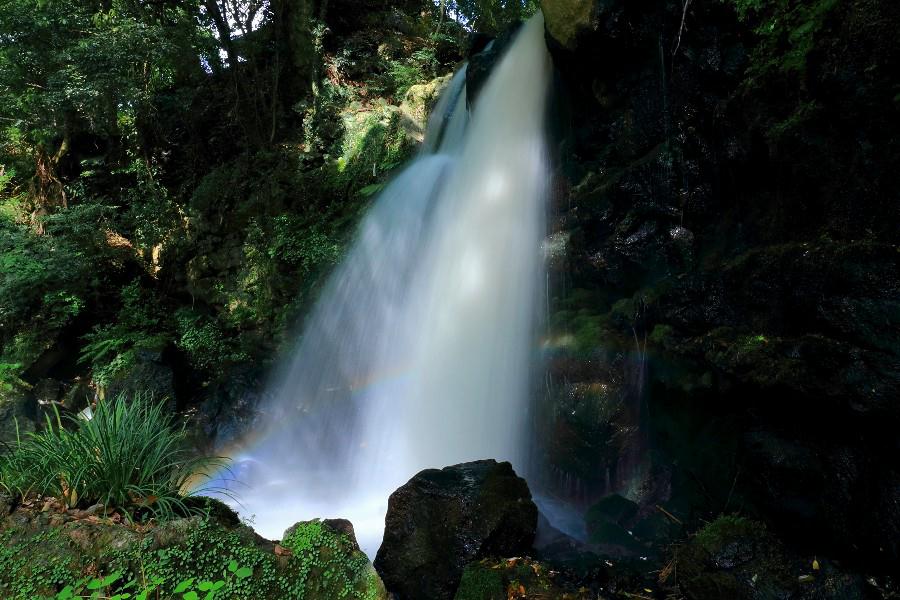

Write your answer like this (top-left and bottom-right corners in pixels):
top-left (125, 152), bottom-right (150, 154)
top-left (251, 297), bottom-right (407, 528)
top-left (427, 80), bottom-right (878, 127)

top-left (455, 558), bottom-right (555, 600)
top-left (52, 559), bottom-right (252, 600)
top-left (145, 521), bottom-right (290, 599)
top-left (0, 164), bottom-right (23, 220)
top-left (120, 163), bottom-right (184, 254)
top-left (454, 562), bottom-right (505, 600)
top-left (0, 522), bottom-right (258, 600)
top-left (385, 48), bottom-right (440, 97)
top-left (0, 394), bottom-right (222, 521)
top-left (438, 0), bottom-right (540, 35)
top-left (0, 527), bottom-right (75, 599)
top-left (0, 0), bottom-right (201, 147)
top-left (81, 281), bottom-right (172, 388)
top-left (335, 107), bottom-right (415, 196)
top-left (174, 309), bottom-right (248, 376)
top-left (0, 213), bottom-right (105, 371)
top-left (649, 324), bottom-right (676, 347)
top-left (727, 0), bottom-right (840, 81)
top-left (0, 0), bottom-right (457, 393)
top-left (0, 361), bottom-right (24, 393)
top-left (0, 515), bottom-right (384, 599)
top-left (280, 520), bottom-right (382, 600)
top-left (267, 216), bottom-right (341, 272)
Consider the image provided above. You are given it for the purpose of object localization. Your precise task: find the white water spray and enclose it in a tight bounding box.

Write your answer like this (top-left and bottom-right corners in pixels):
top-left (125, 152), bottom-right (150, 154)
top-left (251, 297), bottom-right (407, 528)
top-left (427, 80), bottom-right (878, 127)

top-left (215, 14), bottom-right (552, 558)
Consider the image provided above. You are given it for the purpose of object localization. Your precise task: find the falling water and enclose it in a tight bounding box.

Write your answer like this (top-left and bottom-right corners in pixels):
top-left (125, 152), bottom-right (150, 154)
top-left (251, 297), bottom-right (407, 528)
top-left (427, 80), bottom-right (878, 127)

top-left (213, 13), bottom-right (552, 558)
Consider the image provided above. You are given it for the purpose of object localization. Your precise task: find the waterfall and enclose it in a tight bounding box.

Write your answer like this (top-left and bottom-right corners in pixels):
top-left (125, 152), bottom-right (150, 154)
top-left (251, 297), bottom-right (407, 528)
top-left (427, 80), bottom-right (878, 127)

top-left (214, 13), bottom-right (552, 558)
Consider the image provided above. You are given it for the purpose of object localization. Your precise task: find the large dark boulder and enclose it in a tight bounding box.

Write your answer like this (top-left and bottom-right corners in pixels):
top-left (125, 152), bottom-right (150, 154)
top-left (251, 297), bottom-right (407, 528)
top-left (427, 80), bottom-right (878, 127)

top-left (374, 459), bottom-right (538, 600)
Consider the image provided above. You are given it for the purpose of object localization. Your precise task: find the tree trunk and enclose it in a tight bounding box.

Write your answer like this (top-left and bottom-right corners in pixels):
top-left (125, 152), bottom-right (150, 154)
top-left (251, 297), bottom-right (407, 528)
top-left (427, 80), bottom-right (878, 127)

top-left (28, 131), bottom-right (70, 231)
top-left (270, 0), bottom-right (318, 136)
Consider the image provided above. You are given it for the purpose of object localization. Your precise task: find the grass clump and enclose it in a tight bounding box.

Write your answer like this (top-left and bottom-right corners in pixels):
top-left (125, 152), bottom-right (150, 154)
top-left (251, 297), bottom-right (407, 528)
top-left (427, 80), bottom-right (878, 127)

top-left (0, 394), bottom-right (222, 521)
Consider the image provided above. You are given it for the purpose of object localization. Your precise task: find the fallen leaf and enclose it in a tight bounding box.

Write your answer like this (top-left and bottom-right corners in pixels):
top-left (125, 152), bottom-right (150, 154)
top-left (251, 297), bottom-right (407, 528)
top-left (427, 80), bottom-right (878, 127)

top-left (130, 495), bottom-right (158, 507)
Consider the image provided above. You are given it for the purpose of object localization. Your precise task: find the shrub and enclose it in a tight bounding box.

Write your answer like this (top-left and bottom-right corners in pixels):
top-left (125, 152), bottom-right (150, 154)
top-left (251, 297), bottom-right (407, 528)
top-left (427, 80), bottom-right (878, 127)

top-left (80, 280), bottom-right (172, 388)
top-left (174, 308), bottom-right (249, 376)
top-left (0, 394), bottom-right (223, 521)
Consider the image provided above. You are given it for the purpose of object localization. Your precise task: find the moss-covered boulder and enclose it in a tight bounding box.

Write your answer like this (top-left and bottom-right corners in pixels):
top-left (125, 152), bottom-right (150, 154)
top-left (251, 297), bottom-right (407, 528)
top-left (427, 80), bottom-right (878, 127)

top-left (280, 518), bottom-right (388, 600)
top-left (675, 516), bottom-right (869, 600)
top-left (400, 73), bottom-right (453, 144)
top-left (375, 460), bottom-right (538, 600)
top-left (540, 0), bottom-right (598, 50)
top-left (0, 499), bottom-right (387, 600)
top-left (584, 494), bottom-right (646, 555)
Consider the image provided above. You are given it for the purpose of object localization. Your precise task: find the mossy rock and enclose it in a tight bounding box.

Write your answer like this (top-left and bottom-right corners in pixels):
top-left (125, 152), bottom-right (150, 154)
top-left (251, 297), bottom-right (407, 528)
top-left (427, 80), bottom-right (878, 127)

top-left (400, 73), bottom-right (453, 143)
top-left (335, 103), bottom-right (417, 194)
top-left (375, 460), bottom-right (537, 600)
top-left (281, 518), bottom-right (388, 600)
top-left (540, 0), bottom-right (598, 50)
top-left (675, 516), bottom-right (872, 599)
top-left (0, 503), bottom-right (387, 600)
top-left (677, 516), bottom-right (794, 600)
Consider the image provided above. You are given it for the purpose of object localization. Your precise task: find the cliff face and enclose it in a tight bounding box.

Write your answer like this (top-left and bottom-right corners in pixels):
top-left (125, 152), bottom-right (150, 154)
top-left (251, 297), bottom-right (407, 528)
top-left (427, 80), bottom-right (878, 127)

top-left (539, 0), bottom-right (899, 568)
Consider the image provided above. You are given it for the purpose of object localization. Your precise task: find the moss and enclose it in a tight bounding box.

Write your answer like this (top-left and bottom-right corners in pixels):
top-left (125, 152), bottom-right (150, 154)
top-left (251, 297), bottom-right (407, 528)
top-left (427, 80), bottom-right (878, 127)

top-left (280, 520), bottom-right (386, 600)
top-left (454, 562), bottom-right (505, 600)
top-left (0, 515), bottom-right (386, 600)
top-left (692, 515), bottom-right (755, 552)
top-left (0, 526), bottom-right (75, 599)
top-left (334, 104), bottom-right (416, 196)
top-left (677, 516), bottom-right (795, 600)
top-left (454, 559), bottom-right (558, 600)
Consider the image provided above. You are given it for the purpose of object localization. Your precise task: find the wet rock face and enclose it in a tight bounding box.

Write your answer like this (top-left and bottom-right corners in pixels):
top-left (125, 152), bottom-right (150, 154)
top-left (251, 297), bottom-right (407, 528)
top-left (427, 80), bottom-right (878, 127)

top-left (538, 0), bottom-right (900, 572)
top-left (196, 364), bottom-right (268, 452)
top-left (374, 460), bottom-right (538, 600)
top-left (465, 23), bottom-right (522, 107)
